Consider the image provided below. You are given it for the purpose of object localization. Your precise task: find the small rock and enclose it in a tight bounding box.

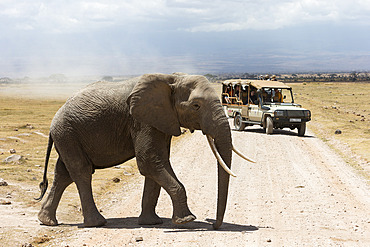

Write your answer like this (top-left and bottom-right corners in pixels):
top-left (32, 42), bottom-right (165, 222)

top-left (331, 106), bottom-right (337, 109)
top-left (0, 178), bottom-right (8, 186)
top-left (267, 239), bottom-right (272, 242)
top-left (0, 199), bottom-right (11, 205)
top-left (9, 149), bottom-right (16, 154)
top-left (112, 177), bottom-right (120, 183)
top-left (4, 154), bottom-right (23, 163)
top-left (22, 243), bottom-right (34, 247)
top-left (135, 237), bottom-right (143, 242)
top-left (26, 124), bottom-right (34, 129)
top-left (334, 129), bottom-right (342, 134)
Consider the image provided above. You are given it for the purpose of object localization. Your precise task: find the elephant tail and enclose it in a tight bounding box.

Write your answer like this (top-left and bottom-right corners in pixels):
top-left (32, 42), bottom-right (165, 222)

top-left (34, 134), bottom-right (53, 202)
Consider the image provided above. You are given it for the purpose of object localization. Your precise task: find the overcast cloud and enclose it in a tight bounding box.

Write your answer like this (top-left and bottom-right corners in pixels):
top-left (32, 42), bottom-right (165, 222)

top-left (1, 0), bottom-right (369, 77)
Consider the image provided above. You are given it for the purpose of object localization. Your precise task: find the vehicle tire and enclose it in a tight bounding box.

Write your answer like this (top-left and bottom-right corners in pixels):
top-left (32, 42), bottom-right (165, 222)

top-left (266, 116), bottom-right (273, 134)
top-left (234, 114), bottom-right (246, 131)
top-left (297, 122), bottom-right (306, 136)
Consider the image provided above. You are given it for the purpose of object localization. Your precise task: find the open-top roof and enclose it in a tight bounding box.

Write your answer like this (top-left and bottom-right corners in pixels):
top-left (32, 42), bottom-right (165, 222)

top-left (222, 79), bottom-right (291, 89)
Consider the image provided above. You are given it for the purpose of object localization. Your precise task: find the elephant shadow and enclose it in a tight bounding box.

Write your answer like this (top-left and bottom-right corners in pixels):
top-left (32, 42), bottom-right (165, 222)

top-left (65, 217), bottom-right (259, 232)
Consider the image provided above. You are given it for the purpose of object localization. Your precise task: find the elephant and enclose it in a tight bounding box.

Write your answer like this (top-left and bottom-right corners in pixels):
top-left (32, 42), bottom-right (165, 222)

top-left (35, 73), bottom-right (254, 230)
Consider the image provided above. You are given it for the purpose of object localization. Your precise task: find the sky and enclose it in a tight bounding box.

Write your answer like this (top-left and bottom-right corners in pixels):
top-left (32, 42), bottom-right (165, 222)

top-left (1, 0), bottom-right (370, 77)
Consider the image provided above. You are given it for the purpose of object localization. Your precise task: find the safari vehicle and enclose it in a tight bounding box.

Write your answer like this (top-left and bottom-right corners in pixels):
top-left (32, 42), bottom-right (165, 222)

top-left (221, 78), bottom-right (311, 136)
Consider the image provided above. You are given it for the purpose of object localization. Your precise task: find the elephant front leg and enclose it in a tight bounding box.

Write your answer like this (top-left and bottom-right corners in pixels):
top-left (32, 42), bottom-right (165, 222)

top-left (143, 165), bottom-right (196, 225)
top-left (138, 177), bottom-right (163, 225)
top-left (133, 126), bottom-right (195, 225)
top-left (161, 166), bottom-right (196, 225)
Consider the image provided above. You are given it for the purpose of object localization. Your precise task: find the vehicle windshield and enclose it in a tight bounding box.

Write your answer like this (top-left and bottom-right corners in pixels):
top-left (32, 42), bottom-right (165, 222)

top-left (259, 88), bottom-right (294, 105)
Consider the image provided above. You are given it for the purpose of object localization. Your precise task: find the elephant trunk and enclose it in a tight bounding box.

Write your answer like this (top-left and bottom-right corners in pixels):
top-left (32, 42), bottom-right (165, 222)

top-left (203, 105), bottom-right (233, 230)
top-left (213, 127), bottom-right (232, 230)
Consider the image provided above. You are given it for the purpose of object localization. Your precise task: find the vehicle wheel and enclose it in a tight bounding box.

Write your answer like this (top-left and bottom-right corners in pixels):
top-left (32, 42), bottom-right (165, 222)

top-left (266, 116), bottom-right (273, 134)
top-left (234, 115), bottom-right (246, 131)
top-left (297, 122), bottom-right (306, 136)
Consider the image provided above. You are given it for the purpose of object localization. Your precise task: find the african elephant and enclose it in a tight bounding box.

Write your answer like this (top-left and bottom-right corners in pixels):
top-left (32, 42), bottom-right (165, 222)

top-left (36, 73), bottom-right (253, 229)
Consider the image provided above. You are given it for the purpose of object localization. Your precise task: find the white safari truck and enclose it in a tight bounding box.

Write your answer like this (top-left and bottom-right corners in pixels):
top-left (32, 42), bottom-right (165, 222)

top-left (221, 79), bottom-right (311, 136)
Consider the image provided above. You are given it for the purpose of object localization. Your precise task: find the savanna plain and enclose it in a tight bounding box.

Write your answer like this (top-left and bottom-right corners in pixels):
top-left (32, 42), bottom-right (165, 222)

top-left (0, 80), bottom-right (369, 246)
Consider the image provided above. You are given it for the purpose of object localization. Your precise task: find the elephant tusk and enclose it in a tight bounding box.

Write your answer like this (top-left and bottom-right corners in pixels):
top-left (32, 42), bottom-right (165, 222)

top-left (232, 146), bottom-right (256, 163)
top-left (206, 135), bottom-right (236, 177)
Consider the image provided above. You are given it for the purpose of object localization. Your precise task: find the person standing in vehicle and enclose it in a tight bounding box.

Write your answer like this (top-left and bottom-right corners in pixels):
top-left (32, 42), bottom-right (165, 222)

top-left (273, 88), bottom-right (283, 103)
top-left (234, 85), bottom-right (241, 101)
top-left (250, 90), bottom-right (258, 104)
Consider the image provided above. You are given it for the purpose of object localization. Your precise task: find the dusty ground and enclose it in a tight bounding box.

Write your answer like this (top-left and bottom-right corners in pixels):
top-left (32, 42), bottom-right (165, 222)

top-left (0, 121), bottom-right (369, 246)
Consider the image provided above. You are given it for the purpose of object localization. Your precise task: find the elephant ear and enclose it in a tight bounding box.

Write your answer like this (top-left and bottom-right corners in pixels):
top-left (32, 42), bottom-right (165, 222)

top-left (127, 74), bottom-right (181, 136)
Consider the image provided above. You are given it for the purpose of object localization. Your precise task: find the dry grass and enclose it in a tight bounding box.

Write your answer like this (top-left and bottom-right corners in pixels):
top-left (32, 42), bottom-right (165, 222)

top-left (290, 82), bottom-right (369, 178)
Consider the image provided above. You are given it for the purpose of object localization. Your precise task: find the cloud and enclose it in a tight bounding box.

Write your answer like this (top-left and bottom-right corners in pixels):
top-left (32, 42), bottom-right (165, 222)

top-left (182, 0), bottom-right (370, 32)
top-left (1, 0), bottom-right (369, 34)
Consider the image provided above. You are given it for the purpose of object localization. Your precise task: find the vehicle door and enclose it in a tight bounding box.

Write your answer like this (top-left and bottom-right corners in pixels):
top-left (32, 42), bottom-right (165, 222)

top-left (248, 104), bottom-right (263, 122)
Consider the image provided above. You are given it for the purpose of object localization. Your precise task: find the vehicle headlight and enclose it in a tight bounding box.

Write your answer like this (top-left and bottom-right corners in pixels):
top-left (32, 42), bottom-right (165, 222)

top-left (304, 110), bottom-right (311, 117)
top-left (274, 110), bottom-right (284, 117)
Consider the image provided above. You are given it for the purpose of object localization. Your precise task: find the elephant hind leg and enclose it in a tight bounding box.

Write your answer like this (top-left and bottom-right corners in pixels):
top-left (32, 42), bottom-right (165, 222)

top-left (38, 158), bottom-right (72, 226)
top-left (138, 177), bottom-right (163, 225)
top-left (66, 160), bottom-right (107, 227)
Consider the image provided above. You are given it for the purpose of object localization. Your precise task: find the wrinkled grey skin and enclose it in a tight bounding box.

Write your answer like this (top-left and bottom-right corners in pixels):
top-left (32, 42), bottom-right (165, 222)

top-left (37, 73), bottom-right (232, 229)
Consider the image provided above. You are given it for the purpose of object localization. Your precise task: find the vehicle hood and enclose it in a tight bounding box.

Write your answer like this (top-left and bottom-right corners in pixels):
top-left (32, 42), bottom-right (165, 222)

top-left (266, 103), bottom-right (309, 111)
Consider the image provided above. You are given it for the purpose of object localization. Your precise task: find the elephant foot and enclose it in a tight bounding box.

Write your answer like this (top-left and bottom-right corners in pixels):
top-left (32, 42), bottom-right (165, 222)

top-left (83, 213), bottom-right (107, 227)
top-left (172, 214), bottom-right (196, 224)
top-left (172, 206), bottom-right (196, 224)
top-left (38, 210), bottom-right (58, 226)
top-left (138, 212), bottom-right (163, 225)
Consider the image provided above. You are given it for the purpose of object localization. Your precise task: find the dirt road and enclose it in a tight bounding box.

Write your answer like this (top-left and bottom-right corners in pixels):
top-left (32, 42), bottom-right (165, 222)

top-left (1, 122), bottom-right (369, 246)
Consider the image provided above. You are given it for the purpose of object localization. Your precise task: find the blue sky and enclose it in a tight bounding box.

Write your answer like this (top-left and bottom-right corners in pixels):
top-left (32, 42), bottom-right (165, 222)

top-left (1, 0), bottom-right (369, 77)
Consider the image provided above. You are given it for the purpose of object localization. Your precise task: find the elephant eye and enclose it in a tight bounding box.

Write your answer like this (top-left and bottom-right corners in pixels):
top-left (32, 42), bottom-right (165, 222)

top-left (192, 103), bottom-right (200, 111)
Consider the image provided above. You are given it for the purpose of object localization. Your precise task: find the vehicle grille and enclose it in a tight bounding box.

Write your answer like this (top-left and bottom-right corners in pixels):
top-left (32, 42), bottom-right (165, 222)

top-left (286, 110), bottom-right (305, 117)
